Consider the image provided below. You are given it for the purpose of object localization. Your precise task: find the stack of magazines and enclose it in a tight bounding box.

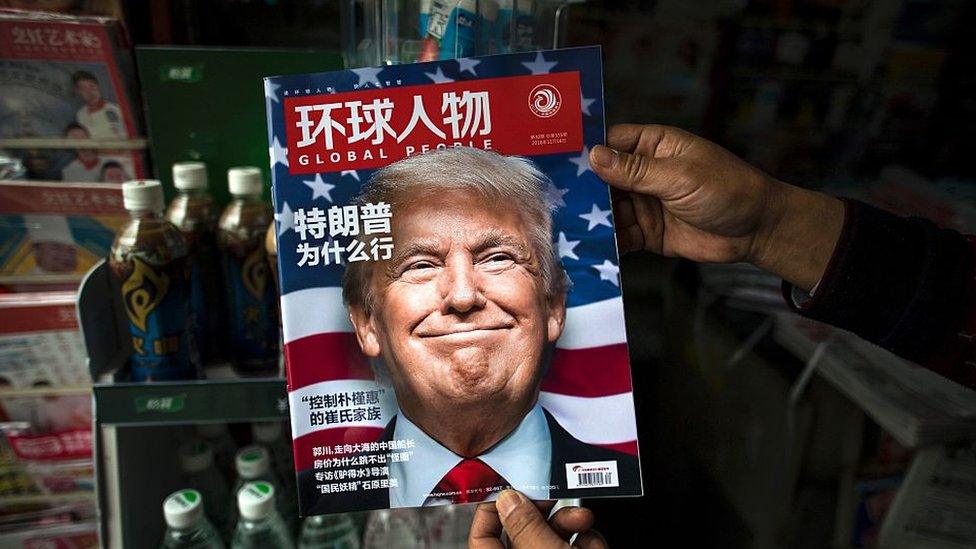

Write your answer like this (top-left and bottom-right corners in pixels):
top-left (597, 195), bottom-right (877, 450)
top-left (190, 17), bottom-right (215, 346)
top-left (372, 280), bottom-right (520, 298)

top-left (774, 314), bottom-right (976, 448)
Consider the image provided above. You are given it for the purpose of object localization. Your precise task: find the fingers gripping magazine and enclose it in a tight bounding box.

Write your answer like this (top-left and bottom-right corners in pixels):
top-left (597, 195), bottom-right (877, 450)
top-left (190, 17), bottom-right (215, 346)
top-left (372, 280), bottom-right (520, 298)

top-left (264, 46), bottom-right (642, 515)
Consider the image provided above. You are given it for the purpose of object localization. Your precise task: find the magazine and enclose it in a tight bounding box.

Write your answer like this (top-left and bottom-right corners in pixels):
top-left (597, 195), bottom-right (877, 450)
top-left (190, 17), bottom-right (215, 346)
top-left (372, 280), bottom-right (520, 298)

top-left (0, 10), bottom-right (146, 182)
top-left (265, 46), bottom-right (643, 515)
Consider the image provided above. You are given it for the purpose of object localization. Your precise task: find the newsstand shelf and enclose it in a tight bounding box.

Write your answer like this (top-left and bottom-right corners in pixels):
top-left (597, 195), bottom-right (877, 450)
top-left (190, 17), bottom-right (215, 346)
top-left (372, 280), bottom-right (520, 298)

top-left (93, 378), bottom-right (288, 427)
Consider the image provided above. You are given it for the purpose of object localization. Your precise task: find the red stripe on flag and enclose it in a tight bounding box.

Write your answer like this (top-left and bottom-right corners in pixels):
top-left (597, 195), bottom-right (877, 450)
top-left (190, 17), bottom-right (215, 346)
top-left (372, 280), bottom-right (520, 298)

top-left (284, 332), bottom-right (374, 391)
top-left (541, 344), bottom-right (633, 397)
top-left (594, 440), bottom-right (638, 456)
top-left (292, 426), bottom-right (385, 471)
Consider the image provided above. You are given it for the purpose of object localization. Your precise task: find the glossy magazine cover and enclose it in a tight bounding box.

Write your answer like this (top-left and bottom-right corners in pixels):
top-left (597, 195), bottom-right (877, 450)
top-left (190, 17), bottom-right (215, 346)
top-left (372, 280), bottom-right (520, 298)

top-left (265, 45), bottom-right (642, 515)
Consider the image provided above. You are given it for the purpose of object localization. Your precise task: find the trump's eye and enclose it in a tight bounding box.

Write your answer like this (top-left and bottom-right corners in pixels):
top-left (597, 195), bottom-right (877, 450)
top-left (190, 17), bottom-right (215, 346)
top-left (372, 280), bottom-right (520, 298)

top-left (404, 260), bottom-right (436, 271)
top-left (486, 253), bottom-right (513, 262)
top-left (480, 252), bottom-right (516, 269)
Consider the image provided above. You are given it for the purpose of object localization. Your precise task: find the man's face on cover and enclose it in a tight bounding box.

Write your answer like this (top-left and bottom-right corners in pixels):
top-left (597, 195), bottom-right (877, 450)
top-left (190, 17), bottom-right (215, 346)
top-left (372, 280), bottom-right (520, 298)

top-left (350, 189), bottom-right (565, 414)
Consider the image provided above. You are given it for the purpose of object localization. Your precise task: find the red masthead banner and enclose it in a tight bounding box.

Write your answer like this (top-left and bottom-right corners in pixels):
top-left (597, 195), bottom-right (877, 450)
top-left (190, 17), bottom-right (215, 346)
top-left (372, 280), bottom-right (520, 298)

top-left (283, 71), bottom-right (583, 175)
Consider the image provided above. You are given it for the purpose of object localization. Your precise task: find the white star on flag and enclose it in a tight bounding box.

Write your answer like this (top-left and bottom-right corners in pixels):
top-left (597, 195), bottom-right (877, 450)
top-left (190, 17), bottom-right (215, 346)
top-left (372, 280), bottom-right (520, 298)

top-left (579, 203), bottom-right (612, 231)
top-left (351, 67), bottom-right (383, 87)
top-left (592, 259), bottom-right (620, 286)
top-left (557, 232), bottom-right (580, 260)
top-left (302, 174), bottom-right (335, 202)
top-left (340, 170), bottom-right (360, 181)
top-left (425, 67), bottom-right (454, 84)
top-left (545, 181), bottom-right (569, 208)
top-left (265, 81), bottom-right (281, 104)
top-left (580, 92), bottom-right (596, 116)
top-left (457, 58), bottom-right (481, 76)
top-left (269, 137), bottom-right (288, 168)
top-left (522, 52), bottom-right (558, 75)
top-left (569, 146), bottom-right (592, 176)
top-left (275, 201), bottom-right (294, 236)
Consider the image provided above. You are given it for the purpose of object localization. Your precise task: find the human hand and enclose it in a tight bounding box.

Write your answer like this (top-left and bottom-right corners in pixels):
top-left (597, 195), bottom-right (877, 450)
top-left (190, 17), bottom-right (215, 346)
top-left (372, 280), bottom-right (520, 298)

top-left (589, 124), bottom-right (845, 291)
top-left (468, 489), bottom-right (607, 548)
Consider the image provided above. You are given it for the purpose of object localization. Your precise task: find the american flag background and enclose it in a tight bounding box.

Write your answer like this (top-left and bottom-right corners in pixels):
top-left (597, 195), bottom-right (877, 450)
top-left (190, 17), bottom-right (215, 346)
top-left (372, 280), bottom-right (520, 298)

top-left (264, 46), bottom-right (639, 487)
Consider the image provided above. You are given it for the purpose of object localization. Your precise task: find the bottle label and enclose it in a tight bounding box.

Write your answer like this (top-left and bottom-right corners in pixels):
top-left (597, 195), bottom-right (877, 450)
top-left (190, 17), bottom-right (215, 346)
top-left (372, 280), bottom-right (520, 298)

top-left (223, 245), bottom-right (279, 371)
top-left (121, 256), bottom-right (197, 380)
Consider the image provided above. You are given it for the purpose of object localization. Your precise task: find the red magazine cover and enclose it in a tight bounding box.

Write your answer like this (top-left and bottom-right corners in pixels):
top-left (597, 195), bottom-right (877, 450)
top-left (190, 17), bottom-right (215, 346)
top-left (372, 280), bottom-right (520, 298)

top-left (0, 9), bottom-right (146, 182)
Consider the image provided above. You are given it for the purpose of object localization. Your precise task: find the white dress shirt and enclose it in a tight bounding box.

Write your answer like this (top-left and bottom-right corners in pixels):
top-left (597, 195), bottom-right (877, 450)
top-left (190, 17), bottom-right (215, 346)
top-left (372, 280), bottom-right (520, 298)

top-left (388, 403), bottom-right (552, 507)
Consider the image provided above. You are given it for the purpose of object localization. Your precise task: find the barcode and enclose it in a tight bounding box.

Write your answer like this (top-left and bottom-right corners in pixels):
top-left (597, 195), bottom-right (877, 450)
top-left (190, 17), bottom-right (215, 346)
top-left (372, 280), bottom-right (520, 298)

top-left (577, 472), bottom-right (614, 487)
top-left (565, 461), bottom-right (620, 490)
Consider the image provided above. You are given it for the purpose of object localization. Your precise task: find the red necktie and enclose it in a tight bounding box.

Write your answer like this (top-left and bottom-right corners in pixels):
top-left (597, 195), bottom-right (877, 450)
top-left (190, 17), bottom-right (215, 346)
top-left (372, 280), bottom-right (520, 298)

top-left (431, 458), bottom-right (509, 504)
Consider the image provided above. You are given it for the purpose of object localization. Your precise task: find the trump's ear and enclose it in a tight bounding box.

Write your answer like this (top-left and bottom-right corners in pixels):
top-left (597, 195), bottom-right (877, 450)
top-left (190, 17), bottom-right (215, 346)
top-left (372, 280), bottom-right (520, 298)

top-left (546, 291), bottom-right (567, 345)
top-left (348, 305), bottom-right (381, 358)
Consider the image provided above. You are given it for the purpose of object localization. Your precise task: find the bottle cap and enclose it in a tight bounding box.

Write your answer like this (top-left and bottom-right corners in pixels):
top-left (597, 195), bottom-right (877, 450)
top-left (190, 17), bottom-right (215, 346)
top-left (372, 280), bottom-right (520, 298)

top-left (179, 440), bottom-right (214, 474)
top-left (251, 422), bottom-right (282, 444)
top-left (235, 445), bottom-right (270, 479)
top-left (237, 481), bottom-right (276, 520)
top-left (122, 180), bottom-right (164, 212)
top-left (173, 162), bottom-right (208, 191)
top-left (163, 489), bottom-right (204, 528)
top-left (227, 166), bottom-right (263, 196)
top-left (196, 422), bottom-right (228, 439)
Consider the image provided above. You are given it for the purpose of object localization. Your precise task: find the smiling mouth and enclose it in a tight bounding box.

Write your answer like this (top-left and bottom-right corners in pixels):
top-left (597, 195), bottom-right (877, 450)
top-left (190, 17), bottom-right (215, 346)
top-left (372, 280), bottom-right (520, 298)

top-left (418, 325), bottom-right (513, 338)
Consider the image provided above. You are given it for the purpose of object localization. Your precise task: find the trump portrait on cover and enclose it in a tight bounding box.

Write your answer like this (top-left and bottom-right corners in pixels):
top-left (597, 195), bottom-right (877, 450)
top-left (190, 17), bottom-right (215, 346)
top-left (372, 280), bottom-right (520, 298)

top-left (301, 146), bottom-right (640, 514)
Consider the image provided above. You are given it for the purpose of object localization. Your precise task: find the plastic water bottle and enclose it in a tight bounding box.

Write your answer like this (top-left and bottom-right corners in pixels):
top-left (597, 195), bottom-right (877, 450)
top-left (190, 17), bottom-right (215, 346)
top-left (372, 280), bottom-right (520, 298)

top-left (166, 161), bottom-right (224, 365)
top-left (231, 481), bottom-right (294, 549)
top-left (298, 514), bottom-right (361, 549)
top-left (251, 422), bottom-right (293, 486)
top-left (217, 167), bottom-right (279, 376)
top-left (251, 422), bottom-right (298, 532)
top-left (110, 180), bottom-right (200, 381)
top-left (160, 489), bottom-right (225, 549)
top-left (363, 509), bottom-right (425, 548)
top-left (179, 440), bottom-right (233, 541)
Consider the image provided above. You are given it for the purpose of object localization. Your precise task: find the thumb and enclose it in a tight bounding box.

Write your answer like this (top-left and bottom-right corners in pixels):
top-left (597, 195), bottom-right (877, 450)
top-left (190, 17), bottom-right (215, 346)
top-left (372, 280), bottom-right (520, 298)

top-left (590, 144), bottom-right (676, 198)
top-left (496, 490), bottom-right (564, 548)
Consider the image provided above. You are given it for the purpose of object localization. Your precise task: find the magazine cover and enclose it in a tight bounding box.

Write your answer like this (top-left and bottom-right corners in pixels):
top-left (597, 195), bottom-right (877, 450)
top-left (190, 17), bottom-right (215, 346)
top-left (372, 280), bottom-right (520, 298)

top-left (0, 181), bottom-right (125, 280)
top-left (265, 45), bottom-right (642, 515)
top-left (0, 10), bottom-right (146, 181)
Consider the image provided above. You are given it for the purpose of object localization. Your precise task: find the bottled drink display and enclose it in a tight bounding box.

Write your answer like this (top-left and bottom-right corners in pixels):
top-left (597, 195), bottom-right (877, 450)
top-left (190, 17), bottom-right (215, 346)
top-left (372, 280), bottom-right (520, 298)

top-left (217, 167), bottom-right (279, 376)
top-left (160, 489), bottom-right (225, 549)
top-left (298, 514), bottom-right (361, 549)
top-left (110, 180), bottom-right (200, 381)
top-left (231, 481), bottom-right (294, 549)
top-left (179, 439), bottom-right (234, 541)
top-left (165, 161), bottom-right (224, 364)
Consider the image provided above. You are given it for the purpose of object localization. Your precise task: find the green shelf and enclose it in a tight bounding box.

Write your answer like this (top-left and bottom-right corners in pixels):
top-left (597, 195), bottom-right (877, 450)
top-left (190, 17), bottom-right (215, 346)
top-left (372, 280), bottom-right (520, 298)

top-left (93, 378), bottom-right (288, 426)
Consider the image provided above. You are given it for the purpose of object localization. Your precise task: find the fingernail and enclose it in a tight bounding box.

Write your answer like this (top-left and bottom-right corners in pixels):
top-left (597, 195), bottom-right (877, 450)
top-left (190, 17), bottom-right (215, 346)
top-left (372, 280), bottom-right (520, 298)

top-left (496, 489), bottom-right (523, 519)
top-left (590, 145), bottom-right (617, 168)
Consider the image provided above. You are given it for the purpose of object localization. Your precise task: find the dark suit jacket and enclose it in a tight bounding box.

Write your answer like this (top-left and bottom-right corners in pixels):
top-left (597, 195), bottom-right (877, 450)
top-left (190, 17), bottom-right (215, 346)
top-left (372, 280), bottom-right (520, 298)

top-left (299, 408), bottom-right (641, 515)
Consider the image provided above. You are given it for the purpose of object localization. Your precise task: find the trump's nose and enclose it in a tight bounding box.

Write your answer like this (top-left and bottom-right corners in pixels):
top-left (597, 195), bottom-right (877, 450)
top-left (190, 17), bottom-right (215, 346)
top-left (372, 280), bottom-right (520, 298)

top-left (440, 258), bottom-right (487, 314)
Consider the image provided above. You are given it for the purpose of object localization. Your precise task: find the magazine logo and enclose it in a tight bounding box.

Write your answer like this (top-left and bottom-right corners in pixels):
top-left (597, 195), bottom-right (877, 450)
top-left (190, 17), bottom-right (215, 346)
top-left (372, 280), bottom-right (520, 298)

top-left (282, 72), bottom-right (584, 174)
top-left (528, 84), bottom-right (562, 118)
top-left (1, 23), bottom-right (107, 61)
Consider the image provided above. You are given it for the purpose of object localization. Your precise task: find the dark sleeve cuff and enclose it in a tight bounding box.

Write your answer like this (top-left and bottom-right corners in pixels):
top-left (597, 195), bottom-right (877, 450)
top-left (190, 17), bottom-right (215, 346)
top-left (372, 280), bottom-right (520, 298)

top-left (782, 198), bottom-right (975, 365)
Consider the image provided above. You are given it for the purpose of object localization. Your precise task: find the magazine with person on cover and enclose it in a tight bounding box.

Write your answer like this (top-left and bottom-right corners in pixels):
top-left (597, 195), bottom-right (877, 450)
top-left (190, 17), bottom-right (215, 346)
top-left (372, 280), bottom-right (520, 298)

top-left (265, 45), bottom-right (642, 515)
